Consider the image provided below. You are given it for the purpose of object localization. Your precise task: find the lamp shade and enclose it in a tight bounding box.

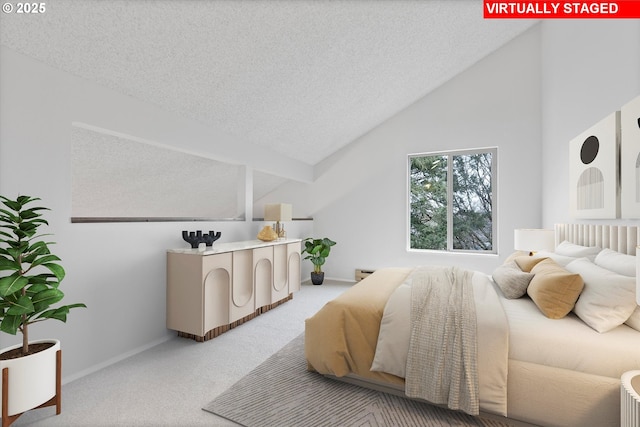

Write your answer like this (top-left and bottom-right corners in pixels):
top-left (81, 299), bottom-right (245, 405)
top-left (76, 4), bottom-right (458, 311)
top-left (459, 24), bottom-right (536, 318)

top-left (636, 246), bottom-right (640, 305)
top-left (264, 203), bottom-right (292, 222)
top-left (514, 229), bottom-right (555, 253)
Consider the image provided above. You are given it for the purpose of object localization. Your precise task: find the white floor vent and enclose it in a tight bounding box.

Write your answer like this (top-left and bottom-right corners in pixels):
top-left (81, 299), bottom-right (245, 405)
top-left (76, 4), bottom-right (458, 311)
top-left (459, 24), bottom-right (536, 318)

top-left (621, 371), bottom-right (640, 427)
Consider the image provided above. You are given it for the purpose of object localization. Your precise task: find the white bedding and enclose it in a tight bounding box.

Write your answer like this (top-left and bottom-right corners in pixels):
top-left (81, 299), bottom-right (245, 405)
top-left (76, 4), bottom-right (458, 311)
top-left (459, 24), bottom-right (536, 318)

top-left (329, 227), bottom-right (640, 427)
top-left (501, 292), bottom-right (640, 378)
top-left (371, 271), bottom-right (640, 415)
top-left (371, 271), bottom-right (509, 416)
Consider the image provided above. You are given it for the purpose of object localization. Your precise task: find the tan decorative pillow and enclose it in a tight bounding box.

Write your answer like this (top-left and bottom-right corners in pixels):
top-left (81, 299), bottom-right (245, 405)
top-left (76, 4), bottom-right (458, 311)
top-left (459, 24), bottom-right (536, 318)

top-left (626, 306), bottom-right (640, 332)
top-left (515, 255), bottom-right (548, 272)
top-left (503, 250), bottom-right (529, 265)
top-left (527, 258), bottom-right (584, 319)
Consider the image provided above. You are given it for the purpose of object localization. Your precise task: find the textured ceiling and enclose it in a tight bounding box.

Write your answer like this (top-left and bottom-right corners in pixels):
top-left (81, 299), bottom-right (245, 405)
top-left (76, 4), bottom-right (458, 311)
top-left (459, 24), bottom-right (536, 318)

top-left (0, 0), bottom-right (537, 165)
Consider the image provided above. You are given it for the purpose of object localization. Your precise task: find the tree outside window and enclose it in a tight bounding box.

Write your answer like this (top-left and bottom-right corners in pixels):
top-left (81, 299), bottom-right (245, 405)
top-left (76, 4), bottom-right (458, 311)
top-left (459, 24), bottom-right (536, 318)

top-left (409, 148), bottom-right (496, 252)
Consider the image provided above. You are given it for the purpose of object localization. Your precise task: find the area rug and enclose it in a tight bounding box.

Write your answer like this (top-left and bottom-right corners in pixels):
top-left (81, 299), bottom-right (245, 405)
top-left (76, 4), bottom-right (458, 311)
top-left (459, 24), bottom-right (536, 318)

top-left (203, 334), bottom-right (513, 427)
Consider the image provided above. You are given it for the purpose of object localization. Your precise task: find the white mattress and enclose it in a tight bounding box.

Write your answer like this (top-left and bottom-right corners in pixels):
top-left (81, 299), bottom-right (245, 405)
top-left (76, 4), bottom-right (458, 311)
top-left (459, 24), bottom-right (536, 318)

top-left (499, 290), bottom-right (640, 378)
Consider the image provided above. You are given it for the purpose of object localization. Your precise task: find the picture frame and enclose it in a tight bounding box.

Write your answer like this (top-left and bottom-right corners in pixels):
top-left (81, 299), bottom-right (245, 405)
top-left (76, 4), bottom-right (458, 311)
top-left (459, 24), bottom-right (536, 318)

top-left (569, 111), bottom-right (620, 219)
top-left (620, 95), bottom-right (640, 218)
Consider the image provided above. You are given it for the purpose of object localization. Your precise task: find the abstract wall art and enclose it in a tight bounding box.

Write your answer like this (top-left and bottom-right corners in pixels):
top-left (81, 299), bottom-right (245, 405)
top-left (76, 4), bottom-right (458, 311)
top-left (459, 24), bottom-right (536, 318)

top-left (569, 111), bottom-right (620, 219)
top-left (620, 95), bottom-right (640, 218)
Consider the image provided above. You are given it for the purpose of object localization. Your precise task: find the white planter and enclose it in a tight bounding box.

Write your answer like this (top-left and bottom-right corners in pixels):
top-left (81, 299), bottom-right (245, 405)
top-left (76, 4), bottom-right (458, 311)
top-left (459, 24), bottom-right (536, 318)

top-left (0, 339), bottom-right (60, 417)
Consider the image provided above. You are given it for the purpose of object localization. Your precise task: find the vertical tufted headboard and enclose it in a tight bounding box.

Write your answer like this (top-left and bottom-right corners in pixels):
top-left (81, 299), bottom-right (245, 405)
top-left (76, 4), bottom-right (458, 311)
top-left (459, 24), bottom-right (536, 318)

top-left (555, 223), bottom-right (640, 256)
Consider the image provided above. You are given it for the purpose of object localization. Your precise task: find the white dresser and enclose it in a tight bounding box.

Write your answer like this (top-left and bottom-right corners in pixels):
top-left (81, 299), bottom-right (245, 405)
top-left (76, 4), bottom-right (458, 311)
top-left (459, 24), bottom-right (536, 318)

top-left (166, 239), bottom-right (301, 341)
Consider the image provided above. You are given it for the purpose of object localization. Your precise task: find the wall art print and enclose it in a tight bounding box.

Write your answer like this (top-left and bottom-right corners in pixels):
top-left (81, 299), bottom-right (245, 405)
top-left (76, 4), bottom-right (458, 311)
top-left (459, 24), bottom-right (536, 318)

top-left (620, 95), bottom-right (640, 219)
top-left (569, 111), bottom-right (620, 219)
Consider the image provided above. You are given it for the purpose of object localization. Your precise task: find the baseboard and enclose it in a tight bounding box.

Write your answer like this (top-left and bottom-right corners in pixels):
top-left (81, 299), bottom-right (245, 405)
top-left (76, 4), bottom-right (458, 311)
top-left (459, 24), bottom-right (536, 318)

top-left (301, 276), bottom-right (355, 285)
top-left (61, 333), bottom-right (174, 385)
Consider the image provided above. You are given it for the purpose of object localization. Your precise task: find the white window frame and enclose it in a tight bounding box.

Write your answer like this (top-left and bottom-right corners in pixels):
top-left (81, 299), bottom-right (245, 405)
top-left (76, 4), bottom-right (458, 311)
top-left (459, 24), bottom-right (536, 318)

top-left (407, 147), bottom-right (498, 254)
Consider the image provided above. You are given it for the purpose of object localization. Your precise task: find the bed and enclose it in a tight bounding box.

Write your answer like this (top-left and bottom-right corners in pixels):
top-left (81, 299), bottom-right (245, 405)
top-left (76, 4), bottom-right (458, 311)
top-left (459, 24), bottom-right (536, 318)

top-left (304, 224), bottom-right (640, 427)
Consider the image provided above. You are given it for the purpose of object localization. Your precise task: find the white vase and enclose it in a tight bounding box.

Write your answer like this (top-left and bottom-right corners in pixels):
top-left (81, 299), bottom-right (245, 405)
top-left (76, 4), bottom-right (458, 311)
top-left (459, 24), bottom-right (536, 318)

top-left (0, 339), bottom-right (60, 417)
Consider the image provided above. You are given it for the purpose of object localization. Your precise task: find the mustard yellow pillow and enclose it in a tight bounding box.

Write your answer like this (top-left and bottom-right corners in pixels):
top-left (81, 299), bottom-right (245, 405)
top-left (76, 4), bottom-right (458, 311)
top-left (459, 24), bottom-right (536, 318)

top-left (527, 258), bottom-right (584, 319)
top-left (515, 255), bottom-right (548, 272)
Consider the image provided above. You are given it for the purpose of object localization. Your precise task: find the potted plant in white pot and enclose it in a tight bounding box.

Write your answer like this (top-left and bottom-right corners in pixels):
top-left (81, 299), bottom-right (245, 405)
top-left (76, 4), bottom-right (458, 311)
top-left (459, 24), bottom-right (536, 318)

top-left (0, 195), bottom-right (85, 424)
top-left (301, 237), bottom-right (336, 285)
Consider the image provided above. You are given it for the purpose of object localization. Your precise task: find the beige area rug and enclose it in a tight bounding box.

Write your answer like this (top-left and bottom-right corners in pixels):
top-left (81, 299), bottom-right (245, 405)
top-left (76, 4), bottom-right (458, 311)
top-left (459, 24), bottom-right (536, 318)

top-left (203, 334), bottom-right (514, 427)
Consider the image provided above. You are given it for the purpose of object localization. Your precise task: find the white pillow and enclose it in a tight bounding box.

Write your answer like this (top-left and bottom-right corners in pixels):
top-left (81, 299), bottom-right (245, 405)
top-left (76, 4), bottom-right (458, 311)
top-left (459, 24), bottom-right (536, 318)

top-left (533, 250), bottom-right (576, 267)
top-left (555, 241), bottom-right (601, 261)
top-left (565, 258), bottom-right (637, 333)
top-left (370, 283), bottom-right (410, 378)
top-left (594, 248), bottom-right (635, 277)
top-left (590, 248), bottom-right (638, 331)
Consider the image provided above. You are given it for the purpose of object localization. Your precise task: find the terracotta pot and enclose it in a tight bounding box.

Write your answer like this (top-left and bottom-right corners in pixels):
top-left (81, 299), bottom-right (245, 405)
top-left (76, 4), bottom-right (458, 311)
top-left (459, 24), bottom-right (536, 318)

top-left (0, 339), bottom-right (60, 417)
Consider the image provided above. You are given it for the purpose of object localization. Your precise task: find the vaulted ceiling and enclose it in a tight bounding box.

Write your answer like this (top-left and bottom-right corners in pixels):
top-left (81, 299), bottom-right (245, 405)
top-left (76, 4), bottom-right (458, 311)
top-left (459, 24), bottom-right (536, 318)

top-left (0, 0), bottom-right (537, 165)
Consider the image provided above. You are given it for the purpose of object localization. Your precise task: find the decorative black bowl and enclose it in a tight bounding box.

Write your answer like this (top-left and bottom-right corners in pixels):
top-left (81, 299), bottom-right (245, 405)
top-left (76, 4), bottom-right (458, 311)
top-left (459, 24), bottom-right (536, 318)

top-left (182, 230), bottom-right (222, 248)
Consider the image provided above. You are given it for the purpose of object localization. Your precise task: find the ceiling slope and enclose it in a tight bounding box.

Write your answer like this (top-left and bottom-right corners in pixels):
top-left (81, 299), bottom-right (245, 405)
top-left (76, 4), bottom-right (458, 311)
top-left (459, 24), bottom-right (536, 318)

top-left (0, 0), bottom-right (537, 165)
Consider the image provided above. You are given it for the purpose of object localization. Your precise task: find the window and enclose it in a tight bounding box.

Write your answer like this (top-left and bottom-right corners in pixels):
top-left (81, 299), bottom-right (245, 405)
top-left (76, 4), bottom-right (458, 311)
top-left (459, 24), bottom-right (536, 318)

top-left (408, 148), bottom-right (497, 253)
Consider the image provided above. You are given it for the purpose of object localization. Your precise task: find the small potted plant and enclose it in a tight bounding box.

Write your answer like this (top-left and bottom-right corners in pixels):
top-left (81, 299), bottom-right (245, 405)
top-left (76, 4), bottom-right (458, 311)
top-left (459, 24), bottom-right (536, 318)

top-left (301, 237), bottom-right (336, 285)
top-left (0, 195), bottom-right (86, 422)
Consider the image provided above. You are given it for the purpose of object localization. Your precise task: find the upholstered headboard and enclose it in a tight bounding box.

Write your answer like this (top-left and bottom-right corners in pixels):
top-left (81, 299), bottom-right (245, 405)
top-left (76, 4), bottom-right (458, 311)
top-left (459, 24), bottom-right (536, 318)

top-left (555, 223), bottom-right (639, 256)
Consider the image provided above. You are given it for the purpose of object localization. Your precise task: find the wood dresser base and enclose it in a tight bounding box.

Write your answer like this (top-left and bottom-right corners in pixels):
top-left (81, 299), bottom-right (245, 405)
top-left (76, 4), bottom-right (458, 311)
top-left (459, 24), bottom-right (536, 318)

top-left (177, 293), bottom-right (293, 342)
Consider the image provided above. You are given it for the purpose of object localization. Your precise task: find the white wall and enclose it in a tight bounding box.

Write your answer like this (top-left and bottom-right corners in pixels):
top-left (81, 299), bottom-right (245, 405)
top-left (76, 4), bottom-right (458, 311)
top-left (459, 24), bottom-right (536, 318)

top-left (293, 21), bottom-right (640, 283)
top-left (541, 20), bottom-right (640, 226)
top-left (0, 46), bottom-right (313, 381)
top-left (301, 26), bottom-right (544, 280)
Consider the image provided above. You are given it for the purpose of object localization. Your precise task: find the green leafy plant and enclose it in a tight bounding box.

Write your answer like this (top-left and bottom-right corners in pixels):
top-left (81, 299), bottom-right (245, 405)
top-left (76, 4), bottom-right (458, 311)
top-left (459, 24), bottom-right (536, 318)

top-left (301, 237), bottom-right (336, 274)
top-left (0, 195), bottom-right (86, 355)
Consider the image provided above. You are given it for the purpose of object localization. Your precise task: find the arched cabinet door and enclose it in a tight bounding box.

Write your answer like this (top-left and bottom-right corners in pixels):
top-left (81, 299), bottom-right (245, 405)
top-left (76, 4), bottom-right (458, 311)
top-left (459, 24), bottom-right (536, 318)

top-left (272, 244), bottom-right (289, 303)
top-left (287, 242), bottom-right (301, 293)
top-left (253, 246), bottom-right (273, 310)
top-left (231, 249), bottom-right (255, 323)
top-left (203, 253), bottom-right (232, 334)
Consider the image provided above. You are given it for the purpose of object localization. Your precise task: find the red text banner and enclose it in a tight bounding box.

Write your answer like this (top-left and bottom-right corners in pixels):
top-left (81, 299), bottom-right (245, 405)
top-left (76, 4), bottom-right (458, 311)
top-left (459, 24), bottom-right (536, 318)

top-left (484, 1), bottom-right (640, 18)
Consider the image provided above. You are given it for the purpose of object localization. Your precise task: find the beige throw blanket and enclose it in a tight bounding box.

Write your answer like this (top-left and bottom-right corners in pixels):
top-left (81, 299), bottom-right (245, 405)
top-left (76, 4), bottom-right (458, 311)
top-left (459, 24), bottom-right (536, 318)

top-left (404, 266), bottom-right (479, 415)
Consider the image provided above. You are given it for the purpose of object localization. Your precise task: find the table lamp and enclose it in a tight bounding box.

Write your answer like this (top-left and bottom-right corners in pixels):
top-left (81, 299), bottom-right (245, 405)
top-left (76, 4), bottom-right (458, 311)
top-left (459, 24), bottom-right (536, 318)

top-left (514, 228), bottom-right (555, 256)
top-left (264, 203), bottom-right (292, 239)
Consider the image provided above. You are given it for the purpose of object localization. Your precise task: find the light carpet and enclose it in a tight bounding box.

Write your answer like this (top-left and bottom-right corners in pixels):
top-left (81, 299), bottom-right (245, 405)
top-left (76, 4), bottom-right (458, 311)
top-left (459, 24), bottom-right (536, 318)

top-left (203, 334), bottom-right (513, 427)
